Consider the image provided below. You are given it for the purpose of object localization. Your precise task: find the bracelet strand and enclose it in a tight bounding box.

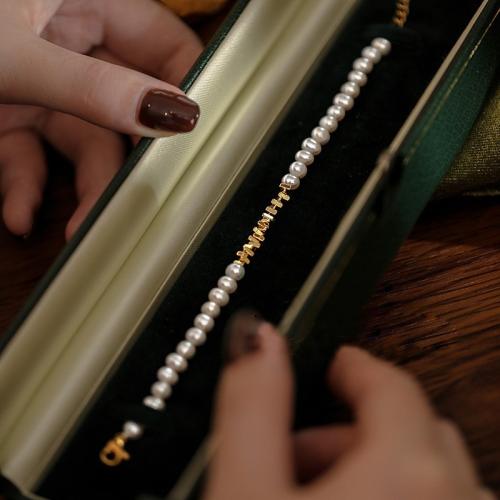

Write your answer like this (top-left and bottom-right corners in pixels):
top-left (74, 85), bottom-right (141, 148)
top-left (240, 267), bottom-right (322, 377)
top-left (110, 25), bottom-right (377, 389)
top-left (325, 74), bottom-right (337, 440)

top-left (100, 35), bottom-right (393, 466)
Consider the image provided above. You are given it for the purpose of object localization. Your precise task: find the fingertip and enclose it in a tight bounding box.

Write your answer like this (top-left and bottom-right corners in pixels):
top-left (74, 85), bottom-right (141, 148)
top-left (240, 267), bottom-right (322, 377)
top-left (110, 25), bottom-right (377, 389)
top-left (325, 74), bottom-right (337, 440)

top-left (65, 196), bottom-right (98, 241)
top-left (137, 89), bottom-right (200, 135)
top-left (335, 344), bottom-right (367, 360)
top-left (327, 345), bottom-right (391, 399)
top-left (329, 345), bottom-right (370, 376)
top-left (2, 191), bottom-right (35, 237)
top-left (258, 322), bottom-right (287, 352)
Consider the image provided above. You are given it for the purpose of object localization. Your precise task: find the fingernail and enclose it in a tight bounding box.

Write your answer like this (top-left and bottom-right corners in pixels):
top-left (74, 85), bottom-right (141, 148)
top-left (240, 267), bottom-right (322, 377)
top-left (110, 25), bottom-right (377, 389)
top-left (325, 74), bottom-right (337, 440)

top-left (138, 89), bottom-right (200, 133)
top-left (224, 309), bottom-right (264, 363)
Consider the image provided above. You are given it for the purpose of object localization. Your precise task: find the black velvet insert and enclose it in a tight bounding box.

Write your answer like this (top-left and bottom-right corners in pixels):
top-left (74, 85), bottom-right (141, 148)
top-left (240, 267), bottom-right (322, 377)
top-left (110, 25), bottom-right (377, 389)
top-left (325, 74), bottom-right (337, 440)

top-left (38, 1), bottom-right (481, 498)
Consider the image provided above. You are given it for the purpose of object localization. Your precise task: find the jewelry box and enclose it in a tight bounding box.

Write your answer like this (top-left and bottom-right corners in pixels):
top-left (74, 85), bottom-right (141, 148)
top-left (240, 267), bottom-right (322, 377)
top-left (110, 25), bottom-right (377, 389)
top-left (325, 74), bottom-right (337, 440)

top-left (0, 0), bottom-right (497, 498)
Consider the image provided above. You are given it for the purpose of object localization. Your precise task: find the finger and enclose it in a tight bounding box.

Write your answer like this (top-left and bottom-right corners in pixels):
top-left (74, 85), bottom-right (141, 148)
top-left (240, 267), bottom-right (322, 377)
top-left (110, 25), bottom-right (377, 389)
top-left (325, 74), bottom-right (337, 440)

top-left (41, 112), bottom-right (124, 240)
top-left (16, 0), bottom-right (65, 33)
top-left (0, 103), bottom-right (46, 136)
top-left (88, 49), bottom-right (144, 147)
top-left (90, 48), bottom-right (129, 68)
top-left (328, 346), bottom-right (436, 443)
top-left (2, 35), bottom-right (200, 137)
top-left (206, 321), bottom-right (294, 499)
top-left (65, 195), bottom-right (101, 241)
top-left (436, 419), bottom-right (480, 487)
top-left (100, 0), bottom-right (203, 85)
top-left (294, 425), bottom-right (356, 483)
top-left (0, 130), bottom-right (46, 236)
top-left (479, 488), bottom-right (497, 500)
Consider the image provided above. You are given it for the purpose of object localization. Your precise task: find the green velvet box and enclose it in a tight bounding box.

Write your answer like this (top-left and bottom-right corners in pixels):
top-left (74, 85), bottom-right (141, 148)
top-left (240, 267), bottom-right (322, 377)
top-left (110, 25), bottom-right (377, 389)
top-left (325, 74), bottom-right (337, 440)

top-left (0, 0), bottom-right (497, 498)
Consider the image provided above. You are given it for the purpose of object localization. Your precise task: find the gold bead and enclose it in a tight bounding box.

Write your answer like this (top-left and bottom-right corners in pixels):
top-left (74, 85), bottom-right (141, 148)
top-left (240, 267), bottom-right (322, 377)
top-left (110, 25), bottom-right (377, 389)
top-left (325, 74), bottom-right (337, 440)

top-left (271, 198), bottom-right (283, 209)
top-left (236, 251), bottom-right (251, 265)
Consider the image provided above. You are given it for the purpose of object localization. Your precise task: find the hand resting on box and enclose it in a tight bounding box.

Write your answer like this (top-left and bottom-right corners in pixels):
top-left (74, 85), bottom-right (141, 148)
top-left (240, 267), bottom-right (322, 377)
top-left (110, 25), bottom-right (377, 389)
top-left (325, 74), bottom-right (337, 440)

top-left (0, 0), bottom-right (201, 240)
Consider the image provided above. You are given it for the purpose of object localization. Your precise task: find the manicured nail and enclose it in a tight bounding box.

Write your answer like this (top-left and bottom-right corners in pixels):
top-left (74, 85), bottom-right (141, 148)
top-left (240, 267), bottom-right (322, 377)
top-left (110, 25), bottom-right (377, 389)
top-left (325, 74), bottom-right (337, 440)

top-left (224, 309), bottom-right (264, 363)
top-left (138, 89), bottom-right (200, 133)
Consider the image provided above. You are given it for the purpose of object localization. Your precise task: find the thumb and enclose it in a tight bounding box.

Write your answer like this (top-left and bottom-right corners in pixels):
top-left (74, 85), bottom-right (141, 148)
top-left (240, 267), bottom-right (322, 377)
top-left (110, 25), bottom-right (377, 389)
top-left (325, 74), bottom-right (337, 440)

top-left (206, 314), bottom-right (294, 499)
top-left (2, 36), bottom-right (200, 137)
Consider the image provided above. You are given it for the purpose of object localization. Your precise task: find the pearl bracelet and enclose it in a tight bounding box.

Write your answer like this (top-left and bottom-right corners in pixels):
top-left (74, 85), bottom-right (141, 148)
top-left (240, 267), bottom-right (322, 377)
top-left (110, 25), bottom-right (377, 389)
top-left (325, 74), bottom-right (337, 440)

top-left (100, 36), bottom-right (393, 466)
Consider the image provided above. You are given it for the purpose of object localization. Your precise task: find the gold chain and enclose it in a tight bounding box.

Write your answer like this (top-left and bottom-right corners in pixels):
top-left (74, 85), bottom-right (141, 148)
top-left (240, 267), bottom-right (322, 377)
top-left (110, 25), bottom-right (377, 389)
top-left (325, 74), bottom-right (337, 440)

top-left (393, 0), bottom-right (411, 28)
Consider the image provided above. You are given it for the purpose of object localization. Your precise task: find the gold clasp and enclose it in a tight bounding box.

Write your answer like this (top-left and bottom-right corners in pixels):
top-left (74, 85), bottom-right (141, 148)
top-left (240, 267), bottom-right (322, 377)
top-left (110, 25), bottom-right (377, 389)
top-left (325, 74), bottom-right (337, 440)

top-left (100, 434), bottom-right (130, 466)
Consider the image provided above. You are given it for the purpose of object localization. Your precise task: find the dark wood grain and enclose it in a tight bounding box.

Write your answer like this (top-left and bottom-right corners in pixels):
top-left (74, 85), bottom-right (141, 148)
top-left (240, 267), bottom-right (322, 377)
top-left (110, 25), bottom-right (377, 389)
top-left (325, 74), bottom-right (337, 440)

top-left (360, 197), bottom-right (500, 493)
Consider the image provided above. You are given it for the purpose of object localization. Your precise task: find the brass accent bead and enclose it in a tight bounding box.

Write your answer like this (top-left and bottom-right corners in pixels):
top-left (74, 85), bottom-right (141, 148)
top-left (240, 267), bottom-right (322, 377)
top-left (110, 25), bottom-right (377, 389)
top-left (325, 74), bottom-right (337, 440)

top-left (257, 220), bottom-right (270, 231)
top-left (248, 235), bottom-right (262, 248)
top-left (242, 244), bottom-right (256, 257)
top-left (278, 191), bottom-right (290, 202)
top-left (252, 228), bottom-right (266, 240)
top-left (236, 251), bottom-right (251, 265)
top-left (271, 198), bottom-right (283, 209)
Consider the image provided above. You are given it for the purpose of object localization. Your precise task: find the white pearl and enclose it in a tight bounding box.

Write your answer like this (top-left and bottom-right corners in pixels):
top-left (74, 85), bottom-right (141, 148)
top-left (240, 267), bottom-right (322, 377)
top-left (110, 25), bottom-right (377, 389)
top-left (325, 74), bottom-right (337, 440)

top-left (151, 380), bottom-right (172, 399)
top-left (348, 70), bottom-right (368, 87)
top-left (289, 161), bottom-right (307, 179)
top-left (208, 287), bottom-right (229, 306)
top-left (225, 263), bottom-right (245, 281)
top-left (177, 340), bottom-right (196, 359)
top-left (371, 37), bottom-right (391, 56)
top-left (311, 126), bottom-right (330, 145)
top-left (143, 395), bottom-right (165, 411)
top-left (341, 81), bottom-right (360, 98)
top-left (281, 174), bottom-right (300, 190)
top-left (166, 352), bottom-right (188, 372)
top-left (194, 313), bottom-right (215, 332)
top-left (157, 365), bottom-right (179, 385)
top-left (353, 57), bottom-right (373, 74)
top-left (201, 301), bottom-right (220, 318)
top-left (319, 115), bottom-right (338, 133)
top-left (302, 137), bottom-right (321, 155)
top-left (218, 275), bottom-right (237, 294)
top-left (333, 93), bottom-right (354, 111)
top-left (362, 46), bottom-right (381, 63)
top-left (327, 105), bottom-right (346, 121)
top-left (122, 421), bottom-right (143, 439)
top-left (295, 149), bottom-right (314, 166)
top-left (186, 327), bottom-right (207, 346)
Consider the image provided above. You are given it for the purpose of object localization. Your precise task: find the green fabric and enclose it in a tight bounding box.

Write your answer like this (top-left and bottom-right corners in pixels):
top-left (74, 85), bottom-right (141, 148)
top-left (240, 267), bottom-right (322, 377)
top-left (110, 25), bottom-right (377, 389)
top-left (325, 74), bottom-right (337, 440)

top-left (438, 82), bottom-right (500, 198)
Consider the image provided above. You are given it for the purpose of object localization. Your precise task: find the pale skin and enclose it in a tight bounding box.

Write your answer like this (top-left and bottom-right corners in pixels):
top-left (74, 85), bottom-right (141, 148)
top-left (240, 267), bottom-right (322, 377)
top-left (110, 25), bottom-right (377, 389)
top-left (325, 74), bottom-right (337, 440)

top-left (204, 324), bottom-right (495, 500)
top-left (0, 0), bottom-right (202, 240)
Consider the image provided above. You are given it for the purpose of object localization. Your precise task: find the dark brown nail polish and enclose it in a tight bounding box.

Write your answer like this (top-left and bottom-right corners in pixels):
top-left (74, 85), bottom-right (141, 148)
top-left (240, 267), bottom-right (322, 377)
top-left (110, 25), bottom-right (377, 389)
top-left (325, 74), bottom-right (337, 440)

top-left (138, 89), bottom-right (200, 133)
top-left (224, 309), bottom-right (264, 363)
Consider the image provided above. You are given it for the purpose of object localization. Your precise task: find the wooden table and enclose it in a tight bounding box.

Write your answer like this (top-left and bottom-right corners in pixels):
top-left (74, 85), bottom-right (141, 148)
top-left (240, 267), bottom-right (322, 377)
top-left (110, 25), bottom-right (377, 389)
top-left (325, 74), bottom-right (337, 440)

top-left (360, 197), bottom-right (500, 494)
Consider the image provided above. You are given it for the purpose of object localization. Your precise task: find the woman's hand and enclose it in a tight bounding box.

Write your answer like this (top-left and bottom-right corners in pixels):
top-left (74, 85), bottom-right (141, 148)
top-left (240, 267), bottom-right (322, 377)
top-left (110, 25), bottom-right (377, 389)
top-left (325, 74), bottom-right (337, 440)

top-left (204, 321), bottom-right (494, 500)
top-left (0, 0), bottom-right (202, 239)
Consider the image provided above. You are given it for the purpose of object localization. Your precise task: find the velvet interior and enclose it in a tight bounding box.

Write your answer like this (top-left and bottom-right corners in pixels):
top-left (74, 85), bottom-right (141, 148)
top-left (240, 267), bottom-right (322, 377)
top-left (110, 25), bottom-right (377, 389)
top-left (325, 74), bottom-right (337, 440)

top-left (38, 0), bottom-right (481, 498)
